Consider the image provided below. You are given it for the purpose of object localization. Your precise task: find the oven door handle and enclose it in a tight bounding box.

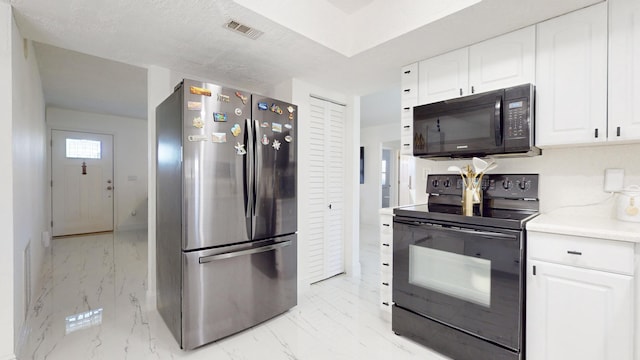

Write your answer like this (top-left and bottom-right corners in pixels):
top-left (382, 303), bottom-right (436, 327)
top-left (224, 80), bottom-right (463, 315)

top-left (448, 227), bottom-right (515, 239)
top-left (395, 219), bottom-right (516, 239)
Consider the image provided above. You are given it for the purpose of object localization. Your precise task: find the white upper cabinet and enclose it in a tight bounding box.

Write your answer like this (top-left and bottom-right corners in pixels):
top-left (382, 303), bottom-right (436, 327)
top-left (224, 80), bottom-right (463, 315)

top-left (608, 0), bottom-right (640, 141)
top-left (418, 48), bottom-right (469, 104)
top-left (400, 63), bottom-right (418, 155)
top-left (535, 3), bottom-right (608, 146)
top-left (469, 26), bottom-right (536, 94)
top-left (417, 26), bottom-right (535, 105)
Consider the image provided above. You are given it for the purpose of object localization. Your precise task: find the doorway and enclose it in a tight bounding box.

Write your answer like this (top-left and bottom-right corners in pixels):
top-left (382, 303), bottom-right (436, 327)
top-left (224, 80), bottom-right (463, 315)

top-left (51, 129), bottom-right (114, 236)
top-left (381, 142), bottom-right (399, 208)
top-left (381, 149), bottom-right (391, 208)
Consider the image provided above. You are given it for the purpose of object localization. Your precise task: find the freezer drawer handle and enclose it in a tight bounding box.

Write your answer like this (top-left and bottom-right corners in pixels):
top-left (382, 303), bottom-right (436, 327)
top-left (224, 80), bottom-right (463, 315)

top-left (198, 240), bottom-right (291, 264)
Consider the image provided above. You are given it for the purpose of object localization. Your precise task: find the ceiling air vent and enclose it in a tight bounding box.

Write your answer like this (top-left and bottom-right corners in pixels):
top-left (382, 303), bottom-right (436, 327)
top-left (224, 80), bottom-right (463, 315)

top-left (224, 20), bottom-right (264, 40)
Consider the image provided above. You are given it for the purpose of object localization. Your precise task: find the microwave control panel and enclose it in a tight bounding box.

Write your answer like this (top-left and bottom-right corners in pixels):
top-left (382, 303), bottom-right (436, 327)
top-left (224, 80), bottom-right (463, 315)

top-left (505, 99), bottom-right (529, 140)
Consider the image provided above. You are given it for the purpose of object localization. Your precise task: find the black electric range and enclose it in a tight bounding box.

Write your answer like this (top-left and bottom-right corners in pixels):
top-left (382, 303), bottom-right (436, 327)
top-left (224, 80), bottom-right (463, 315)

top-left (394, 173), bottom-right (540, 230)
top-left (391, 173), bottom-right (539, 360)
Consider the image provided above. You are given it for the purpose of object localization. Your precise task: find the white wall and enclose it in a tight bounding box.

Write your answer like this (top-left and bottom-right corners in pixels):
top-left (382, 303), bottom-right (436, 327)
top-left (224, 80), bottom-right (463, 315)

top-left (272, 78), bottom-right (362, 291)
top-left (12, 31), bottom-right (47, 358)
top-left (47, 108), bottom-right (148, 231)
top-left (0, 4), bottom-right (16, 359)
top-left (359, 123), bottom-right (400, 226)
top-left (0, 6), bottom-right (49, 359)
top-left (146, 65), bottom-right (172, 302)
top-left (414, 143), bottom-right (640, 215)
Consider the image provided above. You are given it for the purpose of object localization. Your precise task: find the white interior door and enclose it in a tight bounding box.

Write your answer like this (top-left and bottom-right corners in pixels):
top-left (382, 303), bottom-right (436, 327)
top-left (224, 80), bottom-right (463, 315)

top-left (51, 130), bottom-right (114, 236)
top-left (307, 97), bottom-right (345, 283)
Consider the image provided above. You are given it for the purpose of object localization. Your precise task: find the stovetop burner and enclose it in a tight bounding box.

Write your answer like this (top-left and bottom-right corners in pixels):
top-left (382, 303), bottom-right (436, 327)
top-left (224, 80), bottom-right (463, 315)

top-left (394, 173), bottom-right (540, 230)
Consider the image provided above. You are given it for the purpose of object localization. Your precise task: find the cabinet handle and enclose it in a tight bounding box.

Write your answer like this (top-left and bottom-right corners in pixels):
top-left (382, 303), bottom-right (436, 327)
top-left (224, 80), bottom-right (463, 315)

top-left (382, 262), bottom-right (390, 266)
top-left (567, 250), bottom-right (582, 255)
top-left (382, 243), bottom-right (390, 247)
top-left (459, 88), bottom-right (463, 96)
top-left (403, 125), bottom-right (410, 129)
top-left (471, 86), bottom-right (475, 94)
top-left (404, 89), bottom-right (411, 93)
top-left (382, 223), bottom-right (390, 227)
top-left (382, 282), bottom-right (389, 286)
top-left (403, 107), bottom-right (410, 111)
top-left (382, 302), bottom-right (389, 306)
top-left (403, 143), bottom-right (410, 147)
top-left (533, 265), bottom-right (536, 276)
top-left (594, 128), bottom-right (599, 138)
top-left (617, 126), bottom-right (621, 137)
top-left (404, 70), bottom-right (411, 74)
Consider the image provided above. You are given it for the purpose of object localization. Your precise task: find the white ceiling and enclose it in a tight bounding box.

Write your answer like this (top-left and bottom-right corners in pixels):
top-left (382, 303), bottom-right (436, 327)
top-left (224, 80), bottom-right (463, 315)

top-left (10, 0), bottom-right (601, 124)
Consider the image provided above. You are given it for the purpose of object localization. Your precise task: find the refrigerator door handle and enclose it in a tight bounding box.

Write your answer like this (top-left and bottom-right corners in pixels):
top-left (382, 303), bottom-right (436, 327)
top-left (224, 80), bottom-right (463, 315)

top-left (245, 118), bottom-right (253, 219)
top-left (252, 119), bottom-right (260, 217)
top-left (198, 240), bottom-right (292, 263)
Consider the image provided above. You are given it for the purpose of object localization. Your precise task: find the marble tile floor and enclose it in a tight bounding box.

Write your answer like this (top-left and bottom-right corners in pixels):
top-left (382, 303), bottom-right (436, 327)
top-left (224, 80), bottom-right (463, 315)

top-left (18, 227), bottom-right (450, 360)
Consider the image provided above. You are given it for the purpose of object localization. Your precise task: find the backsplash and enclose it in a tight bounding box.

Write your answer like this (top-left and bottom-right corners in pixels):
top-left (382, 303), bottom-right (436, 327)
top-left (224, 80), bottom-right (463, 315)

top-left (415, 143), bottom-right (640, 215)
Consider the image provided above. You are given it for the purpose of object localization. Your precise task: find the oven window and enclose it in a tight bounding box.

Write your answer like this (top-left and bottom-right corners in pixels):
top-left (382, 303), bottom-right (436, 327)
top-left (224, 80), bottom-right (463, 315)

top-left (409, 245), bottom-right (491, 307)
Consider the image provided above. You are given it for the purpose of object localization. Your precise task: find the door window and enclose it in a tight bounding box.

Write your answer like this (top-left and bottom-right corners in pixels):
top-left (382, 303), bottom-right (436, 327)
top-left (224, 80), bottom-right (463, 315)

top-left (65, 138), bottom-right (102, 159)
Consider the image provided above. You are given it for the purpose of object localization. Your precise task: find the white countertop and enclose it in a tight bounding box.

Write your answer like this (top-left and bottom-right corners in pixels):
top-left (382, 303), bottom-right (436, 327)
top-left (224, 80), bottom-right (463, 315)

top-left (379, 204), bottom-right (428, 216)
top-left (527, 213), bottom-right (640, 243)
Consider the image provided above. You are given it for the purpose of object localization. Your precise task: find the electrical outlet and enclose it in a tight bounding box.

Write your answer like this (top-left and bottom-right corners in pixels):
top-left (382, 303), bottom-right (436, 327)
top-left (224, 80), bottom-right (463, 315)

top-left (604, 168), bottom-right (624, 192)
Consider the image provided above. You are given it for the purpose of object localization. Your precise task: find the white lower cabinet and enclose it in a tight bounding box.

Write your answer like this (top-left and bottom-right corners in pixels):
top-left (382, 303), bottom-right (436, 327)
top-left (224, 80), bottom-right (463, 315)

top-left (527, 232), bottom-right (635, 360)
top-left (379, 210), bottom-right (394, 312)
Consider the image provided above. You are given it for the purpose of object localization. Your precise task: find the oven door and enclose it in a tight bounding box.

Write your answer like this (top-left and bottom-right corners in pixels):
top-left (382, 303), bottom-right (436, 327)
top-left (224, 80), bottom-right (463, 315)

top-left (413, 89), bottom-right (504, 157)
top-left (393, 217), bottom-right (523, 350)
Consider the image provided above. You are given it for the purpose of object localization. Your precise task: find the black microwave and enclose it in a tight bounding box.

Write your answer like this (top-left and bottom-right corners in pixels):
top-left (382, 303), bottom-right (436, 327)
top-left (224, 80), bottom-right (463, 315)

top-left (413, 83), bottom-right (539, 159)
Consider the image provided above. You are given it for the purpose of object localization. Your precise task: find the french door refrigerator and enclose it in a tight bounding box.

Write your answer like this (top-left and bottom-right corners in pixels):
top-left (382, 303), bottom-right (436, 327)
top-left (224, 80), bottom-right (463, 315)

top-left (156, 79), bottom-right (297, 350)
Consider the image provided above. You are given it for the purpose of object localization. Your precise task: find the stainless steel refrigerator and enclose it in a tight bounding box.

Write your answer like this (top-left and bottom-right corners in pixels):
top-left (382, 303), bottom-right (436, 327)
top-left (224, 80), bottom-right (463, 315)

top-left (156, 79), bottom-right (297, 350)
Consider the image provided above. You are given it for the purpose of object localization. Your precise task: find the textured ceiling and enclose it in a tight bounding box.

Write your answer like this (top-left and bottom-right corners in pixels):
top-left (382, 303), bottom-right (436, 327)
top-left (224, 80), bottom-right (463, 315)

top-left (11, 0), bottom-right (602, 124)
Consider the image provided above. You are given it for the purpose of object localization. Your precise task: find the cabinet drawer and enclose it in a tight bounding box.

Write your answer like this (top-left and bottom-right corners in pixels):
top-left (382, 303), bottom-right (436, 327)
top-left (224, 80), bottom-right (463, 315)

top-left (381, 259), bottom-right (392, 272)
top-left (401, 105), bottom-right (413, 119)
top-left (380, 241), bottom-right (392, 257)
top-left (528, 232), bottom-right (634, 275)
top-left (381, 270), bottom-right (392, 285)
top-left (380, 286), bottom-right (392, 310)
top-left (380, 220), bottom-right (392, 235)
top-left (401, 63), bottom-right (418, 85)
top-left (401, 123), bottom-right (412, 138)
top-left (401, 135), bottom-right (412, 152)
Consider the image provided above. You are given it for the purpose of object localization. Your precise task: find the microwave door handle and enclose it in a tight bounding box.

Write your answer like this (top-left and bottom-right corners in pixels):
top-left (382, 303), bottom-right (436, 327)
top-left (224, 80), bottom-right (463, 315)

top-left (494, 97), bottom-right (503, 146)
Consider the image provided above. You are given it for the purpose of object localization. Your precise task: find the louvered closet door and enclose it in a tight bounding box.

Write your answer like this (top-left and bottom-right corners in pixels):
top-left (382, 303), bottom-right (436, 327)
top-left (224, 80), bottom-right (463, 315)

top-left (307, 97), bottom-right (345, 283)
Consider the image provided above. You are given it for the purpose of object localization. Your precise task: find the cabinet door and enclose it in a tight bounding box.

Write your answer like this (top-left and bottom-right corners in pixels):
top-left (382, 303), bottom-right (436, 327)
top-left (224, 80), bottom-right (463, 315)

top-left (469, 26), bottom-right (535, 94)
top-left (609, 0), bottom-right (640, 141)
top-left (527, 260), bottom-right (634, 360)
top-left (417, 47), bottom-right (469, 104)
top-left (535, 3), bottom-right (608, 146)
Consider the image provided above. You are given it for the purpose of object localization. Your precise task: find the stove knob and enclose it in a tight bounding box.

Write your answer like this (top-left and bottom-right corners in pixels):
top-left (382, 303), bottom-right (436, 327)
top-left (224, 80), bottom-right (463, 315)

top-left (431, 179), bottom-right (439, 187)
top-left (502, 178), bottom-right (512, 190)
top-left (443, 179), bottom-right (451, 188)
top-left (519, 178), bottom-right (528, 191)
